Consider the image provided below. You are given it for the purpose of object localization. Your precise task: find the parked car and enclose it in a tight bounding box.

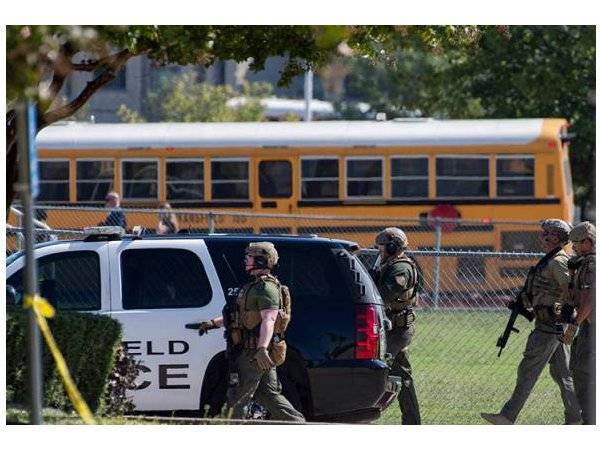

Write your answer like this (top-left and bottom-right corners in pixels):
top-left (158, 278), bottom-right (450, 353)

top-left (6, 228), bottom-right (399, 422)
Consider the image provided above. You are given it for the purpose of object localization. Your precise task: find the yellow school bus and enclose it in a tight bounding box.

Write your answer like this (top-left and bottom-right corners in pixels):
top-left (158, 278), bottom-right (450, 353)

top-left (31, 118), bottom-right (573, 228)
top-left (10, 118), bottom-right (574, 298)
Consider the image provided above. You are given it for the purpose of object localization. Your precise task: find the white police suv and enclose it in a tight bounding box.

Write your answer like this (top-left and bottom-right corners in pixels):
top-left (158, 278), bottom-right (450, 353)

top-left (6, 227), bottom-right (399, 422)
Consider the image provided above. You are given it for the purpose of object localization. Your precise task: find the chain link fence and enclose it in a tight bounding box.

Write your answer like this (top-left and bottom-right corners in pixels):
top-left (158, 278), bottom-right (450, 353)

top-left (7, 204), bottom-right (547, 254)
top-left (358, 249), bottom-right (568, 425)
top-left (6, 206), bottom-right (573, 424)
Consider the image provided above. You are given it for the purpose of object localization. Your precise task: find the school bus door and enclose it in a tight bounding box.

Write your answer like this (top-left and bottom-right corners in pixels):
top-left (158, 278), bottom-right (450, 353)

top-left (256, 159), bottom-right (295, 213)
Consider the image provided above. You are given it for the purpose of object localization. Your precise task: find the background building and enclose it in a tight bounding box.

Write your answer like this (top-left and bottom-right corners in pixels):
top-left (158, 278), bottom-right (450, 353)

top-left (61, 55), bottom-right (323, 123)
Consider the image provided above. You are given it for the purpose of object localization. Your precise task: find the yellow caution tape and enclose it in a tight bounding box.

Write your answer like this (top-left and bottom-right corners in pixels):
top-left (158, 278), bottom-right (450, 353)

top-left (24, 294), bottom-right (96, 425)
top-left (23, 294), bottom-right (56, 318)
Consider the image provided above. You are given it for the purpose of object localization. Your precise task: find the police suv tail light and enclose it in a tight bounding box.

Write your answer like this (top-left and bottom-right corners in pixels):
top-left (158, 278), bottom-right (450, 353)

top-left (355, 304), bottom-right (379, 359)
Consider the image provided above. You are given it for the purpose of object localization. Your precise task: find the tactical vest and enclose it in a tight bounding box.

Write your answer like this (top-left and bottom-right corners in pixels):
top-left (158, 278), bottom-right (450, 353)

top-left (571, 253), bottom-right (595, 324)
top-left (529, 249), bottom-right (569, 307)
top-left (378, 254), bottom-right (419, 308)
top-left (235, 274), bottom-right (292, 345)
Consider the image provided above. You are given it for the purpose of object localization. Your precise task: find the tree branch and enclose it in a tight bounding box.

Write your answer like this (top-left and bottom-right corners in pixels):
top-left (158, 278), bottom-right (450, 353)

top-left (46, 43), bottom-right (76, 103)
top-left (71, 61), bottom-right (103, 71)
top-left (6, 109), bottom-right (19, 218)
top-left (47, 72), bottom-right (68, 105)
top-left (39, 50), bottom-right (133, 129)
top-left (70, 50), bottom-right (132, 72)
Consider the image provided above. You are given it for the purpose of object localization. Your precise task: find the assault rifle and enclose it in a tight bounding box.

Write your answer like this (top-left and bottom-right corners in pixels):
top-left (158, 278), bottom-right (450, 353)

top-left (496, 292), bottom-right (535, 357)
top-left (185, 322), bottom-right (218, 336)
top-left (497, 247), bottom-right (562, 357)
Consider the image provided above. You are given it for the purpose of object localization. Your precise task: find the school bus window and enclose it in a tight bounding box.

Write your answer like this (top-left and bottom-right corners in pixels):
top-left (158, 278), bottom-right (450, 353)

top-left (436, 157), bottom-right (489, 198)
top-left (166, 159), bottom-right (204, 201)
top-left (346, 157), bottom-right (383, 198)
top-left (122, 160), bottom-right (158, 200)
top-left (391, 157), bottom-right (428, 198)
top-left (76, 160), bottom-right (114, 202)
top-left (300, 158), bottom-right (339, 199)
top-left (38, 160), bottom-right (70, 202)
top-left (259, 160), bottom-right (291, 198)
top-left (211, 159), bottom-right (249, 200)
top-left (496, 156), bottom-right (534, 197)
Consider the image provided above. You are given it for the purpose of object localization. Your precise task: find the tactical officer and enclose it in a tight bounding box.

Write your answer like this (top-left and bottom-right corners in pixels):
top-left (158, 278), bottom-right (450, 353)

top-left (563, 222), bottom-right (595, 424)
top-left (374, 227), bottom-right (421, 425)
top-left (481, 219), bottom-right (582, 425)
top-left (199, 242), bottom-right (305, 422)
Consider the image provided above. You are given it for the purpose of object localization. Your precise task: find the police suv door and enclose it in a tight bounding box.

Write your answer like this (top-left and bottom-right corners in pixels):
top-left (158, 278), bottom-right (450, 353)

top-left (6, 241), bottom-right (111, 315)
top-left (107, 238), bottom-right (226, 412)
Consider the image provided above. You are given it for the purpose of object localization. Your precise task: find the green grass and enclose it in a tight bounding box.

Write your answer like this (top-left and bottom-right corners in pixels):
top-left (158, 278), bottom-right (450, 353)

top-left (8, 311), bottom-right (568, 425)
top-left (6, 407), bottom-right (238, 425)
top-left (375, 310), bottom-right (567, 425)
top-left (6, 407), bottom-right (165, 425)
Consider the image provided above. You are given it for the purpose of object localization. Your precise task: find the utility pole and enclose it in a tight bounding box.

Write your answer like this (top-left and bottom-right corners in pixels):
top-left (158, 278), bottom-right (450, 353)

top-left (14, 101), bottom-right (43, 424)
top-left (304, 69), bottom-right (313, 121)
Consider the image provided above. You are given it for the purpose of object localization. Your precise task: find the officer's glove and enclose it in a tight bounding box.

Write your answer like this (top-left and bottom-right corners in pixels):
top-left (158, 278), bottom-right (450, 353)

top-left (559, 323), bottom-right (578, 345)
top-left (254, 347), bottom-right (274, 371)
top-left (198, 320), bottom-right (217, 336)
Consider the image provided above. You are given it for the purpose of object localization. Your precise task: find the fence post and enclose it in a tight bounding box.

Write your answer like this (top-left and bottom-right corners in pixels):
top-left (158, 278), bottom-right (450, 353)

top-left (15, 103), bottom-right (43, 424)
top-left (17, 210), bottom-right (24, 251)
top-left (433, 219), bottom-right (442, 309)
top-left (208, 211), bottom-right (216, 234)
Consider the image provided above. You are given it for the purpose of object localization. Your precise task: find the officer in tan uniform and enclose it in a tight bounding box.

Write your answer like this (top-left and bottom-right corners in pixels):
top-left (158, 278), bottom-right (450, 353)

top-left (199, 242), bottom-right (305, 422)
top-left (562, 221), bottom-right (595, 424)
top-left (482, 219), bottom-right (582, 425)
top-left (374, 227), bottom-right (421, 425)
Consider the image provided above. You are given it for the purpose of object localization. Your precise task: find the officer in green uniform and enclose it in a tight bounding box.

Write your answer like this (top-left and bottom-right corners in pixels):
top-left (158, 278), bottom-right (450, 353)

top-left (481, 219), bottom-right (582, 425)
top-left (374, 227), bottom-right (421, 425)
top-left (563, 221), bottom-right (595, 424)
top-left (199, 242), bottom-right (305, 422)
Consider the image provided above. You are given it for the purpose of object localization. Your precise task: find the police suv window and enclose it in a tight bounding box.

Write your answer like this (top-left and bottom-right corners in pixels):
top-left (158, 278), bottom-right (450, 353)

top-left (6, 251), bottom-right (101, 311)
top-left (300, 158), bottom-right (339, 199)
top-left (121, 248), bottom-right (212, 309)
top-left (496, 155), bottom-right (534, 197)
top-left (391, 157), bottom-right (428, 198)
top-left (166, 159), bottom-right (204, 201)
top-left (38, 160), bottom-right (70, 202)
top-left (205, 241), bottom-right (352, 302)
top-left (259, 160), bottom-right (292, 198)
top-left (211, 159), bottom-right (249, 200)
top-left (436, 156), bottom-right (489, 197)
top-left (76, 160), bottom-right (114, 202)
top-left (346, 157), bottom-right (383, 198)
top-left (122, 160), bottom-right (159, 200)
